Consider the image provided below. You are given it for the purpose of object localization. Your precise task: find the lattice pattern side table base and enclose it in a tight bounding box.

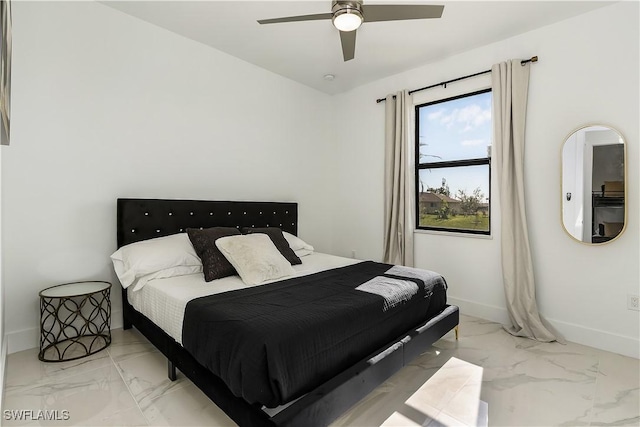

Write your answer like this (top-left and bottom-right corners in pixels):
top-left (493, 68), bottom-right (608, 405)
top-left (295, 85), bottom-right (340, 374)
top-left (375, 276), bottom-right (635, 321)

top-left (39, 283), bottom-right (111, 362)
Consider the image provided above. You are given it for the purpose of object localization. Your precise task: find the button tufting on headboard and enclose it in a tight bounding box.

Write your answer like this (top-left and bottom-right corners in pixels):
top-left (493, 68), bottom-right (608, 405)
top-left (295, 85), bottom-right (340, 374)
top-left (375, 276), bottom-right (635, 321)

top-left (117, 199), bottom-right (298, 248)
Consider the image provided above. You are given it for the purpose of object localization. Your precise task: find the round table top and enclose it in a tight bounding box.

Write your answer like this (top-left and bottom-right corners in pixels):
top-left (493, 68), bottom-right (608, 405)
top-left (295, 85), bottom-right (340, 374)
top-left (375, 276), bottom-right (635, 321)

top-left (39, 281), bottom-right (111, 298)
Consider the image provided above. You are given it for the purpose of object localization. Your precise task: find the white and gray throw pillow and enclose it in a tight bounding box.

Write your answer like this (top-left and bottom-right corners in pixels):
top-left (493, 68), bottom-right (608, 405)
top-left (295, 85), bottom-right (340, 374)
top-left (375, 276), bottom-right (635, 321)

top-left (216, 234), bottom-right (295, 286)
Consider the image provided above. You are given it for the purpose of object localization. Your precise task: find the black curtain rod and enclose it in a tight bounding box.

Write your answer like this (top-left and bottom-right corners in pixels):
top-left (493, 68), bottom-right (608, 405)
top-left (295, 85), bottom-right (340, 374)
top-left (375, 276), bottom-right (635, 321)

top-left (376, 56), bottom-right (538, 104)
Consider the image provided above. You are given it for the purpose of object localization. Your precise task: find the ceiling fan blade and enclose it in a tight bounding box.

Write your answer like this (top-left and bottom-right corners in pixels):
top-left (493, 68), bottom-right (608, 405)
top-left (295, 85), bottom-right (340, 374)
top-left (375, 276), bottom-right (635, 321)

top-left (362, 5), bottom-right (444, 22)
top-left (340, 30), bottom-right (357, 62)
top-left (257, 13), bottom-right (332, 25)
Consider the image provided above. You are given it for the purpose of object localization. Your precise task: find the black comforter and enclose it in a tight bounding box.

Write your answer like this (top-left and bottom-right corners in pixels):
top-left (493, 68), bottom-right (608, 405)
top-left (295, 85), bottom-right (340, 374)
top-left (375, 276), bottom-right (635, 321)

top-left (182, 261), bottom-right (447, 407)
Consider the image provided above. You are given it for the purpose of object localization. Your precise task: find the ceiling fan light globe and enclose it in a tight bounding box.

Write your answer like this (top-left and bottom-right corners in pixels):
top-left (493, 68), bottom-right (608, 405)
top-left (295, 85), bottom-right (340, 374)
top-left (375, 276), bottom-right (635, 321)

top-left (333, 11), bottom-right (362, 32)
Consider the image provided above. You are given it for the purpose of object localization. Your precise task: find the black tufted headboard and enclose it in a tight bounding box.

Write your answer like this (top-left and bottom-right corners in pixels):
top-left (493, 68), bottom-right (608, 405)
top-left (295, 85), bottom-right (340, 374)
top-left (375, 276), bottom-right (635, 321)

top-left (117, 199), bottom-right (298, 248)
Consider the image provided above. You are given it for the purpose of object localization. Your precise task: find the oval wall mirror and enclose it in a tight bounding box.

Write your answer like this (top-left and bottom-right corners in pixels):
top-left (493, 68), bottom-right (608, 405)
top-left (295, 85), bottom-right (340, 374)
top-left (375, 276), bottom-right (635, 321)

top-left (562, 125), bottom-right (626, 244)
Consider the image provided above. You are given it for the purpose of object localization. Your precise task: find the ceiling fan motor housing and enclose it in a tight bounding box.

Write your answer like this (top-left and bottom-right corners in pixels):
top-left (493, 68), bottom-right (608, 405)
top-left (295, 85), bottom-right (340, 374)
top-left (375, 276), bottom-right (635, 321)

top-left (332, 1), bottom-right (364, 30)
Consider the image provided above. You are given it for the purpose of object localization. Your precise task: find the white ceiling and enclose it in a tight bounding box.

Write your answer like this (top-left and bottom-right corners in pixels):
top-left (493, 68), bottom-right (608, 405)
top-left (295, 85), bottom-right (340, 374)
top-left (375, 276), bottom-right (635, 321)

top-left (103, 1), bottom-right (612, 94)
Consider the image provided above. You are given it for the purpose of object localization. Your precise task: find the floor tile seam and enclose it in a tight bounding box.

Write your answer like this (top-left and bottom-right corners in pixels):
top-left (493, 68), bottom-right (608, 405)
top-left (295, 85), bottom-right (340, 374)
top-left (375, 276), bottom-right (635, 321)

top-left (144, 379), bottom-right (197, 405)
top-left (107, 346), bottom-right (161, 365)
top-left (435, 409), bottom-right (472, 427)
top-left (141, 379), bottom-right (228, 419)
top-left (131, 375), bottom-right (192, 411)
top-left (114, 358), bottom-right (203, 419)
top-left (108, 347), bottom-right (151, 426)
top-left (401, 401), bottom-right (443, 426)
top-left (133, 381), bottom-right (222, 427)
top-left (109, 344), bottom-right (192, 397)
top-left (436, 370), bottom-right (478, 425)
top-left (107, 337), bottom-right (193, 408)
top-left (4, 355), bottom-right (114, 397)
top-left (586, 356), bottom-right (602, 426)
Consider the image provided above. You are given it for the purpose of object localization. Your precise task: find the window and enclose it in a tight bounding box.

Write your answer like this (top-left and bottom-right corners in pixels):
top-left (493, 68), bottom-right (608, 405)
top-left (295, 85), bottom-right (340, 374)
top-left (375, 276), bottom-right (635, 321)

top-left (415, 89), bottom-right (492, 235)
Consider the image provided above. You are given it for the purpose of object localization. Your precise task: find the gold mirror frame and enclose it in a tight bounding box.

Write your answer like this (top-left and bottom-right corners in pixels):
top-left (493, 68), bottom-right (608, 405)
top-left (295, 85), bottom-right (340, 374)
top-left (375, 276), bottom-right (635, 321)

top-left (561, 124), bottom-right (627, 245)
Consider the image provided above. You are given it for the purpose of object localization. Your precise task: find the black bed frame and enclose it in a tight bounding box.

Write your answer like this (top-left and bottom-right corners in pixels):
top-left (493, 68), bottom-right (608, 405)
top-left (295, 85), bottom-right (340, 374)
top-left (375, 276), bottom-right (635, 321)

top-left (117, 198), bottom-right (459, 427)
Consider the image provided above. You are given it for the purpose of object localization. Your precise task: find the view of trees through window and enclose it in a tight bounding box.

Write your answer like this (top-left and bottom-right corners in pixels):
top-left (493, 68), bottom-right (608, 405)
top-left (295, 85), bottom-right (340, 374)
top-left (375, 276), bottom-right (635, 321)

top-left (415, 90), bottom-right (492, 234)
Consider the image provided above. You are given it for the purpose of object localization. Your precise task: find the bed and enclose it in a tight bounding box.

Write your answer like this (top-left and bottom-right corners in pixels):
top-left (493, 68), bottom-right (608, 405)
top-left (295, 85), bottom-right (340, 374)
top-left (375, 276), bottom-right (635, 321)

top-left (116, 198), bottom-right (459, 426)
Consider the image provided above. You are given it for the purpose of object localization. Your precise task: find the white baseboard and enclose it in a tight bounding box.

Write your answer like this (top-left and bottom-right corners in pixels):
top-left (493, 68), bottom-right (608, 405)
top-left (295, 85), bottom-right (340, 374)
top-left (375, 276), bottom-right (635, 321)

top-left (7, 327), bottom-right (39, 354)
top-left (111, 309), bottom-right (123, 330)
top-left (448, 295), bottom-right (639, 359)
top-left (545, 317), bottom-right (639, 359)
top-left (7, 309), bottom-right (125, 354)
top-left (1, 336), bottom-right (7, 412)
top-left (448, 296), bottom-right (511, 325)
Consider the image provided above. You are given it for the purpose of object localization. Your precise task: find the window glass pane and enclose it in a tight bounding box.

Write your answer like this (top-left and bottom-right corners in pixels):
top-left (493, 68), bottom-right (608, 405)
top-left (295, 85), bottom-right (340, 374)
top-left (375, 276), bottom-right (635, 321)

top-left (418, 91), bottom-right (492, 163)
top-left (418, 165), bottom-right (490, 232)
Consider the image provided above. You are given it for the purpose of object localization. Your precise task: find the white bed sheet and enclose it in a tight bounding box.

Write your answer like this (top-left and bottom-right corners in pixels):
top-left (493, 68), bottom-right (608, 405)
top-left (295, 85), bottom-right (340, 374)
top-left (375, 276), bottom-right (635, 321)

top-left (127, 252), bottom-right (360, 344)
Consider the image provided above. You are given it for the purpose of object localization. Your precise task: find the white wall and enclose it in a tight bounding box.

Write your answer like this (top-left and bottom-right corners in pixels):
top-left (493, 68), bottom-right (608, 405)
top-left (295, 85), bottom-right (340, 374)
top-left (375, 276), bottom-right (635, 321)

top-left (1, 2), bottom-right (334, 353)
top-left (0, 146), bottom-right (5, 409)
top-left (330, 2), bottom-right (639, 358)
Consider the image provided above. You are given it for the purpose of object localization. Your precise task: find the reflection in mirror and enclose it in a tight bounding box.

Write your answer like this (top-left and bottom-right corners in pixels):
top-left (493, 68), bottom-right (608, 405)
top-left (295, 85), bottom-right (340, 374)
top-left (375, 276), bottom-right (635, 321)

top-left (562, 125), bottom-right (626, 244)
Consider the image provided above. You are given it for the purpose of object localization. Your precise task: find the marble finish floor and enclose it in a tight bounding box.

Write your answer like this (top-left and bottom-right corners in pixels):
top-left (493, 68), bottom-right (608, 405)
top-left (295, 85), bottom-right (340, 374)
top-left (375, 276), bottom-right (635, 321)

top-left (3, 314), bottom-right (638, 426)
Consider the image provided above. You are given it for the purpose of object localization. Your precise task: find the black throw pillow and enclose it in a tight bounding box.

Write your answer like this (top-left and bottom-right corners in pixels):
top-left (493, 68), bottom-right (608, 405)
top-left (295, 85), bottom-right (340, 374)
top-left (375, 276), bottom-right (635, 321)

top-left (242, 227), bottom-right (302, 265)
top-left (187, 227), bottom-right (241, 282)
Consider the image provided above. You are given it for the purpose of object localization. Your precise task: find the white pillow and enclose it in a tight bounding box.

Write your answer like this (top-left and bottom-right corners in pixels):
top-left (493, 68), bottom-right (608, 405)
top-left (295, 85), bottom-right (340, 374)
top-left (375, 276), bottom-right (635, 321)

top-left (294, 249), bottom-right (314, 258)
top-left (283, 232), bottom-right (314, 252)
top-left (131, 266), bottom-right (203, 292)
top-left (215, 234), bottom-right (295, 286)
top-left (111, 233), bottom-right (202, 290)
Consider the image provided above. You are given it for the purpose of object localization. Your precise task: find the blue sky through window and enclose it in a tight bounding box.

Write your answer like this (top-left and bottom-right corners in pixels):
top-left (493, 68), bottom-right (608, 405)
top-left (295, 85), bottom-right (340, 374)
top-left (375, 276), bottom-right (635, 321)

top-left (418, 91), bottom-right (492, 198)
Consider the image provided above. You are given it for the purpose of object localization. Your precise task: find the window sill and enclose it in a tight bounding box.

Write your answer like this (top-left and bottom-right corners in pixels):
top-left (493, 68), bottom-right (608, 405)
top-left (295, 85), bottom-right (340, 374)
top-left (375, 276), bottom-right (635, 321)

top-left (414, 229), bottom-right (493, 240)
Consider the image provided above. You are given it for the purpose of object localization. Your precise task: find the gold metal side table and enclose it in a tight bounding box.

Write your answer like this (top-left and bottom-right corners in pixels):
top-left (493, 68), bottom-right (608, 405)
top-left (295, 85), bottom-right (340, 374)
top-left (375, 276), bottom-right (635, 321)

top-left (38, 281), bottom-right (111, 362)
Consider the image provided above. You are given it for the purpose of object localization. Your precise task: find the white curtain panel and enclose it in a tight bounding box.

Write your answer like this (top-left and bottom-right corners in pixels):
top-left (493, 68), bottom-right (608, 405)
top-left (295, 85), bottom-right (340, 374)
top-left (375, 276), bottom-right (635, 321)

top-left (383, 90), bottom-right (415, 267)
top-left (492, 60), bottom-right (560, 342)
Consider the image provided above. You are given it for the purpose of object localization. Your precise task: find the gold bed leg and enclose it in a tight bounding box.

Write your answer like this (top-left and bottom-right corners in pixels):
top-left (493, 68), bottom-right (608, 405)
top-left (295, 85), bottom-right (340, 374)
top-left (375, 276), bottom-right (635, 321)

top-left (454, 325), bottom-right (459, 340)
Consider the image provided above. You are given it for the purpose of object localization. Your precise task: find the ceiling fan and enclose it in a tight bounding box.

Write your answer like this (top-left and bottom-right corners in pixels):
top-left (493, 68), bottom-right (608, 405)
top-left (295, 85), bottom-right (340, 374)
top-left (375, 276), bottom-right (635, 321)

top-left (258, 1), bottom-right (444, 62)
